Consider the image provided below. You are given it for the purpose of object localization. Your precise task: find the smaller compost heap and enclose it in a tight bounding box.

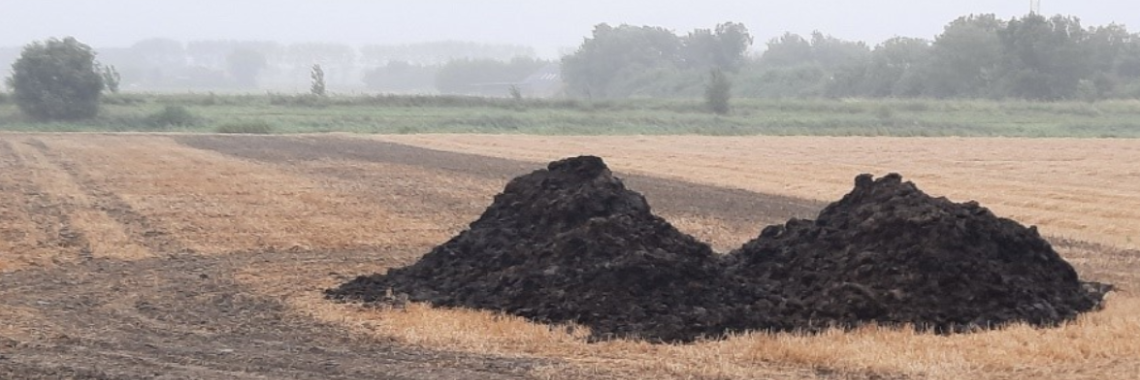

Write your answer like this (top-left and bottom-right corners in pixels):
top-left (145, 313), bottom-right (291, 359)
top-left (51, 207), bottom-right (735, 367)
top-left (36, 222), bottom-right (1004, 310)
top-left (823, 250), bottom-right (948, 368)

top-left (326, 156), bottom-right (1112, 343)
top-left (724, 173), bottom-right (1111, 333)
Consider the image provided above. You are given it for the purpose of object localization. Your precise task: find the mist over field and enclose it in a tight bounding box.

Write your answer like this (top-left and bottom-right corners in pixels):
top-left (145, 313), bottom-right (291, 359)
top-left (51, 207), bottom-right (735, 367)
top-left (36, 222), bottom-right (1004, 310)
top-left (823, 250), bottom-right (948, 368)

top-left (1, 1), bottom-right (1136, 95)
top-left (2, 0), bottom-right (1140, 130)
top-left (2, 1), bottom-right (1134, 54)
top-left (5, 3), bottom-right (1140, 380)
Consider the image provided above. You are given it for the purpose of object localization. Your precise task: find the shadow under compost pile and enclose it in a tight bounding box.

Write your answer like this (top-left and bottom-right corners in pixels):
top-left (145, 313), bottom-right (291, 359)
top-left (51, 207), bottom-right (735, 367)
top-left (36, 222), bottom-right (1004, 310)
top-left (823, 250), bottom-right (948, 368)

top-left (327, 156), bottom-right (1111, 343)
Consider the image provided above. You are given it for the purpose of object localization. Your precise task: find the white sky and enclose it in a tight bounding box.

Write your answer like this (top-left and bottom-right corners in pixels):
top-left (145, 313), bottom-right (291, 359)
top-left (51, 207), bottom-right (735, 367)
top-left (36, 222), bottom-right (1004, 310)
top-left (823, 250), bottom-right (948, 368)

top-left (1, 0), bottom-right (1135, 56)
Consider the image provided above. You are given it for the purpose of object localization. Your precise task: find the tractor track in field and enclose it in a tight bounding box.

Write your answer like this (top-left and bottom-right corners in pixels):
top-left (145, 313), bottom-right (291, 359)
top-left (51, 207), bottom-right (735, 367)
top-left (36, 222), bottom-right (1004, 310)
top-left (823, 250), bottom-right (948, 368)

top-left (0, 139), bottom-right (89, 263)
top-left (175, 135), bottom-right (825, 230)
top-left (0, 249), bottom-right (557, 380)
top-left (0, 135), bottom-right (836, 380)
top-left (2, 134), bottom-right (1134, 380)
top-left (25, 137), bottom-right (189, 256)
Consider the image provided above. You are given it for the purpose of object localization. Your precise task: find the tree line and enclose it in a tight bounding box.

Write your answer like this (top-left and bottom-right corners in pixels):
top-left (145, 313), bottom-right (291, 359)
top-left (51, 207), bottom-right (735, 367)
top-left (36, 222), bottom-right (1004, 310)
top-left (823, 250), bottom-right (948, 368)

top-left (0, 39), bottom-right (544, 94)
top-left (8, 10), bottom-right (1140, 119)
top-left (1, 36), bottom-right (552, 121)
top-left (362, 57), bottom-right (550, 95)
top-left (561, 13), bottom-right (1140, 101)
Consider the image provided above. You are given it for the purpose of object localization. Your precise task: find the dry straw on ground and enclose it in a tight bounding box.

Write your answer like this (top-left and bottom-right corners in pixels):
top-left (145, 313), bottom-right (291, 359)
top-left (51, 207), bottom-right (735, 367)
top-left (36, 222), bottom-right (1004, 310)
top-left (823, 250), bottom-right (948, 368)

top-left (382, 135), bottom-right (1140, 250)
top-left (1, 134), bottom-right (1137, 379)
top-left (240, 257), bottom-right (1139, 380)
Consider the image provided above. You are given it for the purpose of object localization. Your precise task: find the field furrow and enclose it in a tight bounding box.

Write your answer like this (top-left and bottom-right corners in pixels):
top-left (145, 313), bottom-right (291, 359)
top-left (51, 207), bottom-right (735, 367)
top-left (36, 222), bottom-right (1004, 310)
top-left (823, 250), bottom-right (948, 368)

top-left (177, 135), bottom-right (818, 250)
top-left (0, 138), bottom-right (84, 270)
top-left (0, 133), bottom-right (1137, 380)
top-left (42, 135), bottom-right (444, 254)
top-left (380, 135), bottom-right (1140, 250)
top-left (13, 137), bottom-right (154, 261)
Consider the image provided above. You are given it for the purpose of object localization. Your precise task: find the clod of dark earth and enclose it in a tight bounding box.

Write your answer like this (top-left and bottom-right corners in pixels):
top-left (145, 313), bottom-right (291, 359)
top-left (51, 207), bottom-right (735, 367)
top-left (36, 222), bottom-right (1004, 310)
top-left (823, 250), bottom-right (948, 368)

top-left (326, 156), bottom-right (1113, 343)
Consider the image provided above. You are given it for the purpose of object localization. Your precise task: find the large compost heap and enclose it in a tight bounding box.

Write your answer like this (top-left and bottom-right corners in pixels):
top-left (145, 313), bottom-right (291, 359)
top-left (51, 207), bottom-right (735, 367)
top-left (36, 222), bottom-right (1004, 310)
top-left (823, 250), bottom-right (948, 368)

top-left (327, 156), bottom-right (1111, 343)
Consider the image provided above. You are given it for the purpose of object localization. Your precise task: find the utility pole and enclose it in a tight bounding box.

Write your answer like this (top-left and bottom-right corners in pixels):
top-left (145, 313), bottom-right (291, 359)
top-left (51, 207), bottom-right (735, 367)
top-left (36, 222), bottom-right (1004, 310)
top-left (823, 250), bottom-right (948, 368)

top-left (1030, 0), bottom-right (1041, 14)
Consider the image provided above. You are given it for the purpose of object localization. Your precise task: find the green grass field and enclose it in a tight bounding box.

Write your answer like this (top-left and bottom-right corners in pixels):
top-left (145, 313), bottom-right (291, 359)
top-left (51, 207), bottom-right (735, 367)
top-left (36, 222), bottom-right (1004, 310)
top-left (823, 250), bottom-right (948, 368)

top-left (3, 93), bottom-right (1140, 137)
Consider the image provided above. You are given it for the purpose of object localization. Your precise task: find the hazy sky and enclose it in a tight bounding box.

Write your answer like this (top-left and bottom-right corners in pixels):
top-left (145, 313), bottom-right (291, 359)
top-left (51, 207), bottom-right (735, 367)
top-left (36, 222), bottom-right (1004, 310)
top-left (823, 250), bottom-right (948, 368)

top-left (2, 0), bottom-right (1136, 56)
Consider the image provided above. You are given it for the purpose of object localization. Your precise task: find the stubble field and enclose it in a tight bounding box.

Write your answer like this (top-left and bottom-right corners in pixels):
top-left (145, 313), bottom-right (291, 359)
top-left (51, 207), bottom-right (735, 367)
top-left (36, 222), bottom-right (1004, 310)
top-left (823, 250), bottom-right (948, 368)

top-left (1, 133), bottom-right (1138, 380)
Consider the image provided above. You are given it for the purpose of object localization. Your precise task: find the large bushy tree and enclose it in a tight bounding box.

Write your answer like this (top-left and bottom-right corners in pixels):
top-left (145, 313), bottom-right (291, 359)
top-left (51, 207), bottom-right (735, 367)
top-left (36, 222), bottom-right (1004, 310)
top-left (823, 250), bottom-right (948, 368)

top-left (922, 15), bottom-right (1006, 98)
top-left (6, 37), bottom-right (104, 120)
top-left (562, 22), bottom-right (753, 98)
top-left (682, 22), bottom-right (754, 71)
top-left (860, 37), bottom-right (931, 97)
top-left (759, 33), bottom-right (815, 67)
top-left (562, 24), bottom-right (683, 97)
top-left (562, 15), bottom-right (1140, 100)
top-left (997, 14), bottom-right (1090, 100)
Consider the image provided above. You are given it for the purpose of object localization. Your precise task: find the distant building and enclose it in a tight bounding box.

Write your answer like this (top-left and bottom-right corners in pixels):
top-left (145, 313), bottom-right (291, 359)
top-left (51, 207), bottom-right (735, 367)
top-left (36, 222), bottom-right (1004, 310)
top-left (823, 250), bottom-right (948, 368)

top-left (467, 63), bottom-right (564, 98)
top-left (518, 63), bottom-right (563, 98)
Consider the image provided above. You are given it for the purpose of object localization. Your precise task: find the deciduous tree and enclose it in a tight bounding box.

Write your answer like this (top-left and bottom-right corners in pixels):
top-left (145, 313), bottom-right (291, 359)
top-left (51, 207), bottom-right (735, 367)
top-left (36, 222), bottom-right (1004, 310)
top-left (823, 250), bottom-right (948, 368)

top-left (6, 37), bottom-right (104, 120)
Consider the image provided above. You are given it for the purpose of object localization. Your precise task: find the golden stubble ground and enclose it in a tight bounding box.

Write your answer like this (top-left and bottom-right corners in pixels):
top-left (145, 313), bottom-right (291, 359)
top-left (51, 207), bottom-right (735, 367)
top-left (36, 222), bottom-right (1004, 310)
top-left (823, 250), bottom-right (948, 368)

top-left (381, 135), bottom-right (1140, 251)
top-left (370, 134), bottom-right (1140, 379)
top-left (1, 133), bottom-right (1138, 380)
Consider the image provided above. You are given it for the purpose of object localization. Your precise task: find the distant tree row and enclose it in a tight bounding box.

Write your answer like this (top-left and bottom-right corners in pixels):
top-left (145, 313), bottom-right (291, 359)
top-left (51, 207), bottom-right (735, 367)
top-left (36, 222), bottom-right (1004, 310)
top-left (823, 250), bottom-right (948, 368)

top-left (0, 35), bottom-right (549, 121)
top-left (10, 13), bottom-right (1139, 101)
top-left (562, 14), bottom-right (1140, 101)
top-left (359, 41), bottom-right (536, 66)
top-left (0, 39), bottom-right (541, 92)
top-left (360, 57), bottom-right (551, 95)
top-left (767, 14), bottom-right (1140, 100)
top-left (561, 22), bottom-right (753, 98)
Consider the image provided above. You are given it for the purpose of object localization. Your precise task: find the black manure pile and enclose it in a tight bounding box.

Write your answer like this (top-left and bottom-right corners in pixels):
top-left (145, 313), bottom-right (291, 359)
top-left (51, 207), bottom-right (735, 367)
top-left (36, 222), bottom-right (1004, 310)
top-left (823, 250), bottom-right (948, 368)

top-left (326, 156), bottom-right (1111, 343)
top-left (724, 173), bottom-right (1111, 333)
top-left (327, 156), bottom-right (763, 342)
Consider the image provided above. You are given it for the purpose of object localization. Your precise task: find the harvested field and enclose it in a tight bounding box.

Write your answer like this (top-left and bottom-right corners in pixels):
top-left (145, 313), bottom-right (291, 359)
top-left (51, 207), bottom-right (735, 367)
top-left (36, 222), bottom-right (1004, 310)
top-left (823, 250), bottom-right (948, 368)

top-left (327, 157), bottom-right (1108, 342)
top-left (1, 133), bottom-right (1138, 380)
top-left (381, 135), bottom-right (1140, 251)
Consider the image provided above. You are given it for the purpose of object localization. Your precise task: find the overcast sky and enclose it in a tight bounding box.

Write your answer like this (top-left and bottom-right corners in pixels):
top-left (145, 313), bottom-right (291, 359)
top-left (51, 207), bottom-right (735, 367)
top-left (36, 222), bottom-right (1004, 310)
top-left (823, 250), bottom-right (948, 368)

top-left (2, 0), bottom-right (1136, 56)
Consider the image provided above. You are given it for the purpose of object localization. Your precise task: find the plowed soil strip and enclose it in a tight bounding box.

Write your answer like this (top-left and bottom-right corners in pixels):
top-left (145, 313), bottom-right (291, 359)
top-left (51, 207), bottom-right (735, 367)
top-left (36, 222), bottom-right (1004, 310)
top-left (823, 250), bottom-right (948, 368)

top-left (0, 138), bottom-right (84, 269)
top-left (12, 138), bottom-right (151, 261)
top-left (174, 135), bottom-right (1140, 272)
top-left (0, 138), bottom-right (43, 271)
top-left (44, 135), bottom-right (447, 254)
top-left (380, 135), bottom-right (1140, 250)
top-left (26, 137), bottom-right (182, 256)
top-left (2, 134), bottom-right (1137, 380)
top-left (176, 135), bottom-right (822, 243)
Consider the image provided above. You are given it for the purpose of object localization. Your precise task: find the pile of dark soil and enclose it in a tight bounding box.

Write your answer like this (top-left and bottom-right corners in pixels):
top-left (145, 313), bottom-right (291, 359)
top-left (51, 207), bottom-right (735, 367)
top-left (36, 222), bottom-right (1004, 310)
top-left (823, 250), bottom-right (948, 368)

top-left (725, 173), bottom-right (1111, 333)
top-left (327, 156), bottom-right (766, 342)
top-left (327, 157), bottom-right (1111, 343)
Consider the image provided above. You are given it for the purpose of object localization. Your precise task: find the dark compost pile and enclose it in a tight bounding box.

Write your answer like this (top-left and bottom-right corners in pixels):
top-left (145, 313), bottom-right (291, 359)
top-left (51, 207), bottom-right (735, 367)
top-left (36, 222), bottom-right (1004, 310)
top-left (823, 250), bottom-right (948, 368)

top-left (327, 156), bottom-right (1111, 343)
top-left (724, 173), bottom-right (1111, 333)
